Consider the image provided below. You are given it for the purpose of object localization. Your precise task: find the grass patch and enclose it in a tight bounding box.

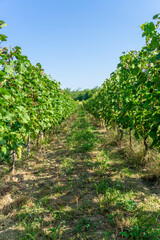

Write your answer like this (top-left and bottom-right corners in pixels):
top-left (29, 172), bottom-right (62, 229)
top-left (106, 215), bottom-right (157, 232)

top-left (0, 107), bottom-right (160, 239)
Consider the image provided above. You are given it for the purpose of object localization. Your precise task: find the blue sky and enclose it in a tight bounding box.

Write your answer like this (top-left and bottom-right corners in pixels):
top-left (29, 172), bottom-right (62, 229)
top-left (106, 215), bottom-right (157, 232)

top-left (1, 0), bottom-right (159, 90)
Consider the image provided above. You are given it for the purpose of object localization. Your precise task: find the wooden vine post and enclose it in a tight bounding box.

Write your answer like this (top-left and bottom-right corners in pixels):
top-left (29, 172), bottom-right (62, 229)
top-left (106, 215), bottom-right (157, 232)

top-left (144, 137), bottom-right (148, 155)
top-left (27, 135), bottom-right (30, 157)
top-left (10, 150), bottom-right (16, 174)
top-left (117, 123), bottom-right (123, 141)
top-left (129, 129), bottom-right (132, 149)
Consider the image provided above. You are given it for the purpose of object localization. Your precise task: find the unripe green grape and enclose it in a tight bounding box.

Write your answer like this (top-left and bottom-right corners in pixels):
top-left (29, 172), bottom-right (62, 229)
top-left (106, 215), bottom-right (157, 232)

top-left (17, 146), bottom-right (22, 159)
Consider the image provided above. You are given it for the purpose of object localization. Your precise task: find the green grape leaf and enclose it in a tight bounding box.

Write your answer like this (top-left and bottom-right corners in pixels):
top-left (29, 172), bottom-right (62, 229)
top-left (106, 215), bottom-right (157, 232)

top-left (0, 34), bottom-right (7, 41)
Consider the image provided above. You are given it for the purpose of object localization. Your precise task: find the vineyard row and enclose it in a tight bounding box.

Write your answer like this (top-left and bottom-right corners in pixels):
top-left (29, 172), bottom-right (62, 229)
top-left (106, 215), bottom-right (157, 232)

top-left (84, 14), bottom-right (160, 151)
top-left (0, 20), bottom-right (78, 169)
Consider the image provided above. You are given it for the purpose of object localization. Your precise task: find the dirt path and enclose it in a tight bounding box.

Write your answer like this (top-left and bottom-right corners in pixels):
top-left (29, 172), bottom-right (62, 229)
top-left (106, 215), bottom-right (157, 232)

top-left (0, 107), bottom-right (160, 240)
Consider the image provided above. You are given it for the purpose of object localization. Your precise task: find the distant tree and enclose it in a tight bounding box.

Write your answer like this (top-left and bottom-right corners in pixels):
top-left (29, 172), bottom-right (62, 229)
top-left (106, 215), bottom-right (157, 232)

top-left (64, 86), bottom-right (99, 101)
top-left (64, 88), bottom-right (71, 94)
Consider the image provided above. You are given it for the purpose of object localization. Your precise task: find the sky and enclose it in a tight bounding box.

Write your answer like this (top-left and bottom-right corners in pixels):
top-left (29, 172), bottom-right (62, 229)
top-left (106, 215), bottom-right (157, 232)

top-left (1, 0), bottom-right (159, 90)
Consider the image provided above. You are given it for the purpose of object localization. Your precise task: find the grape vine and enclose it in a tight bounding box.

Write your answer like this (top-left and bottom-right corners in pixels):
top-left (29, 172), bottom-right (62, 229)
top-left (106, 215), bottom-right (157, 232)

top-left (0, 21), bottom-right (78, 166)
top-left (84, 14), bottom-right (160, 150)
